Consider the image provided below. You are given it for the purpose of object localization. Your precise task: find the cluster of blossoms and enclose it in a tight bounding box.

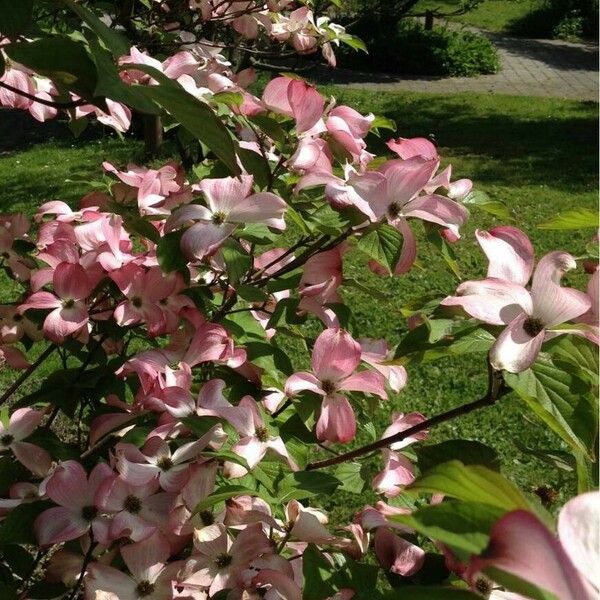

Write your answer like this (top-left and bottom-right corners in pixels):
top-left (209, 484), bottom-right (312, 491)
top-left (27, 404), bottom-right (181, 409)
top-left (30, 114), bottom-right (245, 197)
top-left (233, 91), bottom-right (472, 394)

top-left (0, 3), bottom-right (598, 597)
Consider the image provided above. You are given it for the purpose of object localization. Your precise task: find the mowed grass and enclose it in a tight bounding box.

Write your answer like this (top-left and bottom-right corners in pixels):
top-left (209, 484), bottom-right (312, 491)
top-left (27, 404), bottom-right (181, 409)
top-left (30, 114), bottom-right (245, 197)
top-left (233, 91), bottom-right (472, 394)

top-left (414, 0), bottom-right (552, 35)
top-left (0, 91), bottom-right (597, 520)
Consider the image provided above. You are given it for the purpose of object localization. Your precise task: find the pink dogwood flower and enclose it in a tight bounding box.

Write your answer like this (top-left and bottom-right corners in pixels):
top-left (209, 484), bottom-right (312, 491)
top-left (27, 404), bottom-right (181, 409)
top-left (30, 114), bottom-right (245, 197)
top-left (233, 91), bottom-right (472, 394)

top-left (285, 328), bottom-right (386, 443)
top-left (372, 449), bottom-right (415, 497)
top-left (262, 76), bottom-right (324, 133)
top-left (359, 340), bottom-right (408, 393)
top-left (166, 175), bottom-right (287, 260)
top-left (34, 461), bottom-right (113, 545)
top-left (19, 262), bottom-right (96, 343)
top-left (179, 523), bottom-right (273, 596)
top-left (442, 228), bottom-right (592, 372)
top-left (0, 408), bottom-right (51, 476)
top-left (467, 491), bottom-right (599, 600)
top-left (374, 527), bottom-right (425, 577)
top-left (223, 396), bottom-right (298, 478)
top-left (86, 533), bottom-right (180, 600)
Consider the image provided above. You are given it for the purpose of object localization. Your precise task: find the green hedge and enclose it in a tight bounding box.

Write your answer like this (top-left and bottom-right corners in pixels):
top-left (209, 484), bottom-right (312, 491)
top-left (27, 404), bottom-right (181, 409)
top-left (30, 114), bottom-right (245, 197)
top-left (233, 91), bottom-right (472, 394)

top-left (339, 19), bottom-right (500, 77)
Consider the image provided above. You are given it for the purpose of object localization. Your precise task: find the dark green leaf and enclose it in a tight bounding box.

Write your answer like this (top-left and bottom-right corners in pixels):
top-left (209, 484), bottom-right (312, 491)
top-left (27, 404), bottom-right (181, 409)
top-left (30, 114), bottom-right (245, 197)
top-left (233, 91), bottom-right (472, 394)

top-left (27, 582), bottom-right (68, 599)
top-left (279, 471), bottom-right (340, 502)
top-left (462, 190), bottom-right (513, 221)
top-left (409, 461), bottom-right (531, 512)
top-left (1, 545), bottom-right (34, 579)
top-left (131, 66), bottom-right (239, 174)
top-left (221, 239), bottom-right (251, 284)
top-left (0, 583), bottom-right (17, 600)
top-left (245, 341), bottom-right (293, 376)
top-left (537, 208), bottom-right (598, 230)
top-left (485, 567), bottom-right (558, 600)
top-left (425, 226), bottom-right (461, 280)
top-left (358, 224), bottom-right (403, 273)
top-left (123, 214), bottom-right (160, 244)
top-left (4, 38), bottom-right (97, 98)
top-left (0, 502), bottom-right (50, 545)
top-left (181, 415), bottom-right (222, 439)
top-left (156, 230), bottom-right (189, 274)
top-left (392, 501), bottom-right (506, 559)
top-left (248, 115), bottom-right (286, 144)
top-left (0, 0), bottom-right (33, 38)
top-left (235, 284), bottom-right (269, 303)
top-left (504, 353), bottom-right (597, 459)
top-left (514, 441), bottom-right (576, 473)
top-left (334, 462), bottom-right (365, 494)
top-left (61, 0), bottom-right (129, 56)
top-left (415, 440), bottom-right (500, 473)
top-left (382, 587), bottom-right (483, 600)
top-left (238, 147), bottom-right (271, 190)
top-left (194, 485), bottom-right (260, 513)
top-left (302, 545), bottom-right (336, 600)
top-left (342, 277), bottom-right (389, 300)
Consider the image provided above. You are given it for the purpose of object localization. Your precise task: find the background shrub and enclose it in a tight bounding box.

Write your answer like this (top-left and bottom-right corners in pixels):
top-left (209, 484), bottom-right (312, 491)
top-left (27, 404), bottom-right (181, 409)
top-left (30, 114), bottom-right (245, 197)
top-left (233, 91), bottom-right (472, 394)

top-left (337, 19), bottom-right (500, 76)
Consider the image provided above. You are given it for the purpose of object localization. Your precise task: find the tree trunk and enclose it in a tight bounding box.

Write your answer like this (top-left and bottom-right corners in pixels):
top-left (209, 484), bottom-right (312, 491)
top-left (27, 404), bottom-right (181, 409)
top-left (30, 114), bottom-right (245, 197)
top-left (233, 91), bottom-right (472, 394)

top-left (424, 10), bottom-right (434, 30)
top-left (143, 114), bottom-right (163, 158)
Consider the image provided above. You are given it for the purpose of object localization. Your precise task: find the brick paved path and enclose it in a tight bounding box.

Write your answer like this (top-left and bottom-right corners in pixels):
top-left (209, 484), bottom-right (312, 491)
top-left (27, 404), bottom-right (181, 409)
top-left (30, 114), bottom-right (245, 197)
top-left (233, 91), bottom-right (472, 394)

top-left (316, 31), bottom-right (598, 101)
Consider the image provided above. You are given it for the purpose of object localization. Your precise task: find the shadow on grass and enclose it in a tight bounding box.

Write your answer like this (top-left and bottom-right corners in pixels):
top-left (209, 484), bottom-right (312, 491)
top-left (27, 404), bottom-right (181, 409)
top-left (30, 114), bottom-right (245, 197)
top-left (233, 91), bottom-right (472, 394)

top-left (333, 92), bottom-right (599, 190)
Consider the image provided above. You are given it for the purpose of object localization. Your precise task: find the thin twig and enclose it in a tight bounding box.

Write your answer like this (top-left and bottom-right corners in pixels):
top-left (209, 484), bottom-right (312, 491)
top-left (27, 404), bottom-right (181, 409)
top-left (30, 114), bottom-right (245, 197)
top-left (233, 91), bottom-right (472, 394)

top-left (0, 344), bottom-right (56, 406)
top-left (306, 363), bottom-right (506, 470)
top-left (0, 81), bottom-right (86, 109)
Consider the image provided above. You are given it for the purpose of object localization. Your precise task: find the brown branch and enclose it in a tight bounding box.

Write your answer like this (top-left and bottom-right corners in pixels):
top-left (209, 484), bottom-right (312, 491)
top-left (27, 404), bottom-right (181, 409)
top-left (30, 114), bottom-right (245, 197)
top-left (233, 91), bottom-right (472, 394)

top-left (0, 81), bottom-right (86, 109)
top-left (306, 362), bottom-right (506, 470)
top-left (0, 344), bottom-right (57, 406)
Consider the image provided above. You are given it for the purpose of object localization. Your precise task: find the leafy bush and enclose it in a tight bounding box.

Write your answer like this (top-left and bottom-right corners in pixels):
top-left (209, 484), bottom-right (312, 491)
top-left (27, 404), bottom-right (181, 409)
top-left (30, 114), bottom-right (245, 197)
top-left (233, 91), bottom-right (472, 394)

top-left (507, 0), bottom-right (599, 40)
top-left (339, 19), bottom-right (500, 76)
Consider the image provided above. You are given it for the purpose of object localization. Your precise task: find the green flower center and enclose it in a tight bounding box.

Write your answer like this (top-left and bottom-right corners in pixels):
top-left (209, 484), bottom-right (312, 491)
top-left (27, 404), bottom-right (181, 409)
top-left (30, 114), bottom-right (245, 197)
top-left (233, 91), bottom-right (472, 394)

top-left (212, 211), bottom-right (227, 225)
top-left (387, 202), bottom-right (401, 219)
top-left (255, 426), bottom-right (269, 443)
top-left (81, 505), bottom-right (98, 521)
top-left (198, 510), bottom-right (215, 526)
top-left (321, 380), bottom-right (336, 395)
top-left (157, 456), bottom-right (173, 471)
top-left (62, 298), bottom-right (75, 309)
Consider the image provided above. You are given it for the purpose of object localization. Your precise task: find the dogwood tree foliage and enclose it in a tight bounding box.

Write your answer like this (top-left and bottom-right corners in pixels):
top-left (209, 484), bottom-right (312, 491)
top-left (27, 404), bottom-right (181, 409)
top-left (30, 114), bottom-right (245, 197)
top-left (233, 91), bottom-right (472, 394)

top-left (0, 2), bottom-right (598, 600)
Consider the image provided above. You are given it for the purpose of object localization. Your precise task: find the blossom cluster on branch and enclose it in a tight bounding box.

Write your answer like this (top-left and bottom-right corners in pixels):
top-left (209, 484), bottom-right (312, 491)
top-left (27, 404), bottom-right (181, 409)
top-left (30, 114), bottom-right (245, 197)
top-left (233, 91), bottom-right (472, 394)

top-left (0, 2), bottom-right (598, 599)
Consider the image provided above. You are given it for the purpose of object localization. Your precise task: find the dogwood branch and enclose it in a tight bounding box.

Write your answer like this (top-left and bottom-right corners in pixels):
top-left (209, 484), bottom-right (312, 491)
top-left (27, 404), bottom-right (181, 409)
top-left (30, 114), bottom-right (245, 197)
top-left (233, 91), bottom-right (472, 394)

top-left (0, 81), bottom-right (86, 109)
top-left (306, 362), bottom-right (507, 470)
top-left (0, 344), bottom-right (57, 406)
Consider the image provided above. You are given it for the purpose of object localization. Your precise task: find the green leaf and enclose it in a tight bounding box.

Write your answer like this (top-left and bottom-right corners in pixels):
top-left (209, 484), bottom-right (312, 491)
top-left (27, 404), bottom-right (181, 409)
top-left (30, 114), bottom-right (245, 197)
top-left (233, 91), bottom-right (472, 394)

top-left (156, 230), bottom-right (188, 274)
top-left (0, 583), bottom-right (17, 600)
top-left (278, 471), bottom-right (340, 502)
top-left (202, 451), bottom-right (250, 472)
top-left (382, 587), bottom-right (483, 600)
top-left (485, 568), bottom-right (559, 600)
top-left (358, 224), bottom-right (403, 273)
top-left (0, 0), bottom-right (33, 38)
top-left (245, 341), bottom-right (293, 376)
top-left (392, 501), bottom-right (506, 559)
top-left (193, 485), bottom-right (260, 513)
top-left (415, 440), bottom-right (501, 473)
top-left (302, 545), bottom-right (336, 600)
top-left (514, 441), bottom-right (576, 473)
top-left (462, 190), bottom-right (513, 221)
top-left (537, 207), bottom-right (597, 230)
top-left (88, 39), bottom-right (160, 114)
top-left (181, 415), bottom-right (222, 439)
top-left (425, 226), bottom-right (461, 280)
top-left (130, 66), bottom-right (239, 174)
top-left (123, 214), bottom-right (160, 244)
top-left (0, 502), bottom-right (50, 545)
top-left (238, 147), bottom-right (271, 190)
top-left (4, 38), bottom-right (97, 98)
top-left (409, 461), bottom-right (531, 511)
top-left (235, 284), bottom-right (269, 303)
top-left (370, 115), bottom-right (396, 132)
top-left (61, 0), bottom-right (129, 56)
top-left (504, 353), bottom-right (597, 459)
top-left (342, 277), bottom-right (389, 300)
top-left (221, 239), bottom-right (251, 284)
top-left (334, 462), bottom-right (365, 494)
top-left (248, 115), bottom-right (286, 145)
top-left (544, 335), bottom-right (598, 386)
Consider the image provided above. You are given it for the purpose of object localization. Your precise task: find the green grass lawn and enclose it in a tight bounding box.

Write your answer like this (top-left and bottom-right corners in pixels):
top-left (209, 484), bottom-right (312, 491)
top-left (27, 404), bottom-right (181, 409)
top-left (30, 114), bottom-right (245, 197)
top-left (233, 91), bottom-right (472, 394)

top-left (415, 0), bottom-right (541, 33)
top-left (0, 90), bottom-right (597, 521)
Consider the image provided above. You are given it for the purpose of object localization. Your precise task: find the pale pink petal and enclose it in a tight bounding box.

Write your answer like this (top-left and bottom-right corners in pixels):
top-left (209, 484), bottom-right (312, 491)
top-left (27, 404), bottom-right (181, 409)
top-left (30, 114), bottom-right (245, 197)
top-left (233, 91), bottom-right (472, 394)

top-left (403, 194), bottom-right (469, 236)
top-left (372, 449), bottom-right (415, 497)
top-left (489, 313), bottom-right (545, 373)
top-left (557, 491), bottom-right (600, 590)
top-left (180, 222), bottom-right (236, 260)
top-left (53, 262), bottom-right (94, 300)
top-left (476, 227), bottom-right (534, 286)
top-left (316, 394), bottom-right (356, 443)
top-left (225, 437), bottom-right (266, 478)
top-left (8, 407), bottom-right (43, 440)
top-left (11, 441), bottom-right (52, 477)
top-left (467, 510), bottom-right (596, 600)
top-left (121, 533), bottom-right (170, 581)
top-left (262, 77), bottom-right (293, 116)
top-left (227, 192), bottom-right (287, 229)
top-left (45, 460), bottom-right (89, 507)
top-left (386, 137), bottom-right (438, 160)
top-left (288, 79), bottom-right (324, 133)
top-left (198, 175), bottom-right (254, 214)
top-left (284, 372), bottom-right (324, 396)
top-left (382, 412), bottom-right (428, 450)
top-left (19, 291), bottom-right (61, 311)
top-left (86, 563), bottom-right (137, 600)
top-left (253, 569), bottom-right (302, 600)
top-left (311, 328), bottom-right (361, 382)
top-left (442, 279), bottom-right (532, 325)
top-left (374, 527), bottom-right (425, 576)
top-left (34, 506), bottom-right (89, 546)
top-left (230, 522), bottom-right (273, 565)
top-left (339, 370), bottom-right (387, 399)
top-left (531, 252), bottom-right (591, 327)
